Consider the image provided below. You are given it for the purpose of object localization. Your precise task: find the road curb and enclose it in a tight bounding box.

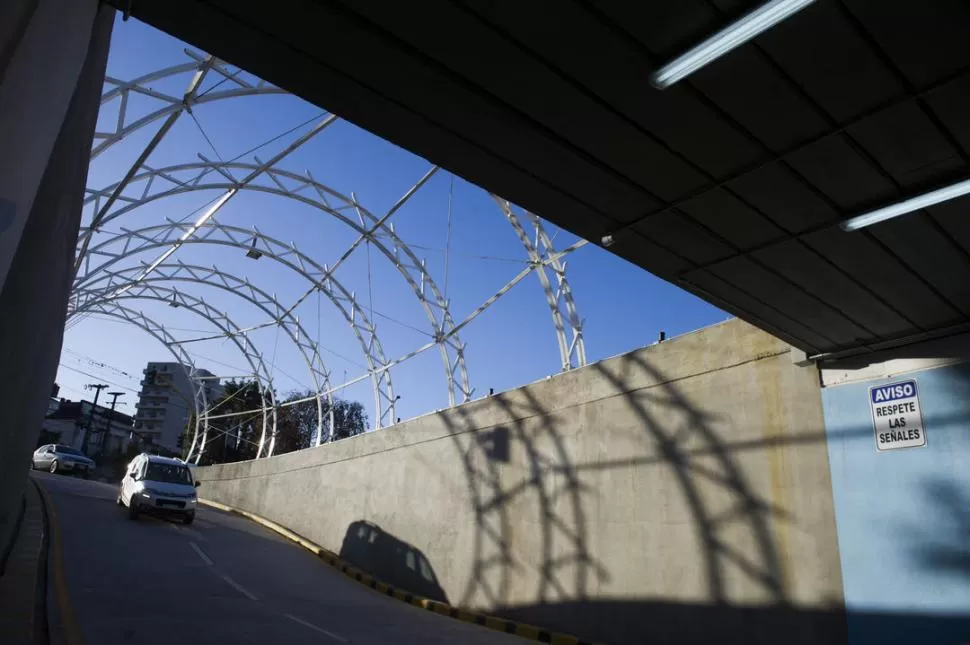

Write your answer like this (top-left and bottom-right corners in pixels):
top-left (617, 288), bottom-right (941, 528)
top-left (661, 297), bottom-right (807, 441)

top-left (33, 477), bottom-right (85, 645)
top-left (199, 499), bottom-right (598, 645)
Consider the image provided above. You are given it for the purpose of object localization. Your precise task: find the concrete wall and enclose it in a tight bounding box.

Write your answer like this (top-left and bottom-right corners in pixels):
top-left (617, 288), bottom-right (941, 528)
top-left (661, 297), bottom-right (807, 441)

top-left (198, 319), bottom-right (846, 644)
top-left (821, 341), bottom-right (970, 645)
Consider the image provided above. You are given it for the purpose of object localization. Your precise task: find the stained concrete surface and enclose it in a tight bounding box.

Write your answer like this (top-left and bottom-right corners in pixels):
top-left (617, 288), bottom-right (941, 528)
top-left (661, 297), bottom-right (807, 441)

top-left (33, 471), bottom-right (527, 644)
top-left (198, 319), bottom-right (847, 644)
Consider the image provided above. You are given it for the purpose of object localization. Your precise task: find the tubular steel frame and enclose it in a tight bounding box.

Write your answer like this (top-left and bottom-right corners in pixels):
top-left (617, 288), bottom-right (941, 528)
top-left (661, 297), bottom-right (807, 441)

top-left (72, 286), bottom-right (278, 461)
top-left (79, 301), bottom-right (208, 459)
top-left (72, 262), bottom-right (335, 451)
top-left (72, 51), bottom-right (588, 460)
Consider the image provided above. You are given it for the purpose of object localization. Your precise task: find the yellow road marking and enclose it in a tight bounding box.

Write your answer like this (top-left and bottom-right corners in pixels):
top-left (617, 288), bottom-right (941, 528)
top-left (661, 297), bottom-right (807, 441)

top-left (35, 479), bottom-right (85, 645)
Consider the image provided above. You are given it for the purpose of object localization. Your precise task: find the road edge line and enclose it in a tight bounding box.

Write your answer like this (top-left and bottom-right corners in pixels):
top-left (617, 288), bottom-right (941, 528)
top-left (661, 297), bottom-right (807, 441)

top-left (199, 498), bottom-right (599, 645)
top-left (28, 478), bottom-right (50, 645)
top-left (33, 478), bottom-right (85, 645)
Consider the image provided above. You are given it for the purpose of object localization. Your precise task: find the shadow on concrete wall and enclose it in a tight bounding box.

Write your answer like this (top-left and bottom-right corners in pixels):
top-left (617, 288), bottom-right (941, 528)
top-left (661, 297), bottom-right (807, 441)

top-left (339, 520), bottom-right (448, 603)
top-left (435, 349), bottom-right (851, 644)
top-left (912, 479), bottom-right (970, 579)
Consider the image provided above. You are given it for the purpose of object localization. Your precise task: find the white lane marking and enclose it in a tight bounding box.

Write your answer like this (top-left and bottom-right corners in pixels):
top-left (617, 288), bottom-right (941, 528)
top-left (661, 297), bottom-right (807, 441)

top-left (189, 541), bottom-right (213, 566)
top-left (171, 523), bottom-right (207, 541)
top-left (182, 526), bottom-right (207, 541)
top-left (220, 574), bottom-right (258, 601)
top-left (284, 614), bottom-right (348, 643)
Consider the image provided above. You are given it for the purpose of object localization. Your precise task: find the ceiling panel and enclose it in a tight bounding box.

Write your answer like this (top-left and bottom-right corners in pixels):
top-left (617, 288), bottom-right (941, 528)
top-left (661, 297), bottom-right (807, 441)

top-left (847, 101), bottom-right (965, 189)
top-left (712, 257), bottom-right (873, 347)
top-left (726, 161), bottom-right (838, 233)
top-left (685, 271), bottom-right (831, 352)
top-left (677, 188), bottom-right (784, 250)
top-left (588, 0), bottom-right (727, 59)
top-left (805, 228), bottom-right (962, 331)
top-left (868, 215), bottom-right (970, 318)
top-left (930, 196), bottom-right (970, 258)
top-left (633, 211), bottom-right (733, 266)
top-left (689, 47), bottom-right (830, 152)
top-left (751, 240), bottom-right (916, 338)
top-left (923, 76), bottom-right (970, 160)
top-left (786, 134), bottom-right (898, 211)
top-left (841, 0), bottom-right (970, 89)
top-left (755, 2), bottom-right (904, 122)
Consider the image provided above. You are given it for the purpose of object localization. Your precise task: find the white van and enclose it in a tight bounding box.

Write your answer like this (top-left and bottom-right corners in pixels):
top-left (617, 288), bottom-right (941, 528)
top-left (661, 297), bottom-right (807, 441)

top-left (117, 454), bottom-right (199, 524)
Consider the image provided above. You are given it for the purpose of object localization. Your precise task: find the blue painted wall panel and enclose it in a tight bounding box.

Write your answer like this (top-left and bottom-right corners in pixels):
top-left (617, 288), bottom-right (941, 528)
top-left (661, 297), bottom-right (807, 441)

top-left (822, 363), bottom-right (970, 645)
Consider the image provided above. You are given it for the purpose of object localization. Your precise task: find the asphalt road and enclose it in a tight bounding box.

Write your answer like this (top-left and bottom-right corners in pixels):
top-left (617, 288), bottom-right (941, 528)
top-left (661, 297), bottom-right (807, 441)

top-left (34, 472), bottom-right (526, 645)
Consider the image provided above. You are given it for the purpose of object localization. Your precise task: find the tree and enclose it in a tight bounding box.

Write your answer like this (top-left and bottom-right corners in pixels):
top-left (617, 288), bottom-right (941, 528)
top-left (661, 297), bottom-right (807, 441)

top-left (202, 385), bottom-right (369, 463)
top-left (274, 391), bottom-right (317, 455)
top-left (201, 379), bottom-right (264, 465)
top-left (331, 399), bottom-right (367, 441)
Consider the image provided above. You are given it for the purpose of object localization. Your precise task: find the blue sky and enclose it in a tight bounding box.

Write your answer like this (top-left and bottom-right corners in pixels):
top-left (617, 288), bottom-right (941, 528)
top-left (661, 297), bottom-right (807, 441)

top-left (56, 15), bottom-right (727, 425)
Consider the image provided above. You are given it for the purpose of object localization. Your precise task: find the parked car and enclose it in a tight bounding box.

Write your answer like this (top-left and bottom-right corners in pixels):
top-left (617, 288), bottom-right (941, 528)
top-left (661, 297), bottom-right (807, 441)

top-left (117, 454), bottom-right (199, 524)
top-left (31, 444), bottom-right (95, 477)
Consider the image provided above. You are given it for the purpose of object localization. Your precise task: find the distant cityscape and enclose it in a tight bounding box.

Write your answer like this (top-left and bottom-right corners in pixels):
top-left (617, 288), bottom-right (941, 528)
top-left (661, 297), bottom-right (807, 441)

top-left (41, 361), bottom-right (222, 459)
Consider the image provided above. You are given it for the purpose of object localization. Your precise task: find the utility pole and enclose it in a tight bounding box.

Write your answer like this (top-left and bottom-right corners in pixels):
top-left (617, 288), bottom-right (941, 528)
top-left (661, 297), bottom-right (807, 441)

top-left (102, 391), bottom-right (125, 456)
top-left (80, 383), bottom-right (108, 455)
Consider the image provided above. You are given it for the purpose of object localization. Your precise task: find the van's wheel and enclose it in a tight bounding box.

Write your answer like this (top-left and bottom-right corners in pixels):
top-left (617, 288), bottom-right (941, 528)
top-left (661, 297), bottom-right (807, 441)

top-left (116, 495), bottom-right (123, 507)
top-left (49, 460), bottom-right (58, 474)
top-left (127, 498), bottom-right (139, 521)
top-left (182, 512), bottom-right (195, 526)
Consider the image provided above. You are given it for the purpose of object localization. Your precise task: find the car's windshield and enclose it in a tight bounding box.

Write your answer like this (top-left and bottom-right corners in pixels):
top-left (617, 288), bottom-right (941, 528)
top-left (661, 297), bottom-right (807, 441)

top-left (56, 446), bottom-right (84, 456)
top-left (144, 463), bottom-right (193, 485)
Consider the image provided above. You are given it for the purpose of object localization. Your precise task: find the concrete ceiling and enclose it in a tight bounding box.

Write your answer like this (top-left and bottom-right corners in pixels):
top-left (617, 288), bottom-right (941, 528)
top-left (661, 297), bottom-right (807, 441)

top-left (111, 0), bottom-right (970, 359)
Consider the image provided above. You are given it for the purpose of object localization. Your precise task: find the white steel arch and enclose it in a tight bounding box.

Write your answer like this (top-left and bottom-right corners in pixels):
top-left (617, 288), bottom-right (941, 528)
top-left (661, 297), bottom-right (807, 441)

top-left (79, 301), bottom-right (207, 458)
top-left (81, 160), bottom-right (473, 404)
top-left (72, 286), bottom-right (278, 460)
top-left (73, 262), bottom-right (336, 448)
top-left (76, 54), bottom-right (592, 466)
top-left (93, 50), bottom-right (286, 158)
top-left (74, 223), bottom-right (397, 432)
top-left (493, 196), bottom-right (587, 370)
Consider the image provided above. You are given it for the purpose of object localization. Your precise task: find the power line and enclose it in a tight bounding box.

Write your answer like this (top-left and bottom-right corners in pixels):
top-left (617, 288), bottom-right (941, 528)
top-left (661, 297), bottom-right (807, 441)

top-left (189, 110), bottom-right (225, 163)
top-left (404, 242), bottom-right (528, 264)
top-left (58, 364), bottom-right (140, 395)
top-left (63, 348), bottom-right (141, 382)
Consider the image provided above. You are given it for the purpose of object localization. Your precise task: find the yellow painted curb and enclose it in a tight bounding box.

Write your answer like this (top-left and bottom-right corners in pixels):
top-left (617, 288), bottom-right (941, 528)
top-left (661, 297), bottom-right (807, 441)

top-left (34, 479), bottom-right (85, 645)
top-left (199, 498), bottom-right (598, 644)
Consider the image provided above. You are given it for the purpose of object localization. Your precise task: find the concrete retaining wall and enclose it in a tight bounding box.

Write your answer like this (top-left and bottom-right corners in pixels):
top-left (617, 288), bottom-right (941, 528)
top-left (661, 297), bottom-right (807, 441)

top-left (197, 319), bottom-right (846, 644)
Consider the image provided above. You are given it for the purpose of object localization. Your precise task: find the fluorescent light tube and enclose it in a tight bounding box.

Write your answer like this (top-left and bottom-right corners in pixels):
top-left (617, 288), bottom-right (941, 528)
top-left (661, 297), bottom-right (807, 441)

top-left (651, 0), bottom-right (817, 89)
top-left (841, 177), bottom-right (970, 231)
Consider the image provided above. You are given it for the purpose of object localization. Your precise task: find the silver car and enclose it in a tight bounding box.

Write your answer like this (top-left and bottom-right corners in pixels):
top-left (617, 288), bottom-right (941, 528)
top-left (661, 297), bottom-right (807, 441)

top-left (31, 444), bottom-right (96, 477)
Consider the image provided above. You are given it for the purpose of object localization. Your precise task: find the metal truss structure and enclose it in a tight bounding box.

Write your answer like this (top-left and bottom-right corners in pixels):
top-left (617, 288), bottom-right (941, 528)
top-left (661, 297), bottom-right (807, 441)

top-left (93, 49), bottom-right (284, 159)
top-left (72, 285), bottom-right (278, 461)
top-left (494, 197), bottom-right (586, 371)
top-left (74, 223), bottom-right (396, 433)
top-left (71, 50), bottom-right (588, 460)
top-left (71, 262), bottom-right (334, 456)
top-left (81, 159), bottom-right (470, 406)
top-left (79, 301), bottom-right (207, 453)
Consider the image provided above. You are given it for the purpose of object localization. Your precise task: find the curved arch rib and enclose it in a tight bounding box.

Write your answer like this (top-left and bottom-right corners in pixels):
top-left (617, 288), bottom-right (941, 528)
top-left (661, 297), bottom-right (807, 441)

top-left (73, 262), bottom-right (333, 448)
top-left (74, 222), bottom-right (396, 433)
top-left (81, 160), bottom-right (471, 406)
top-left (93, 51), bottom-right (286, 158)
top-left (72, 285), bottom-right (278, 461)
top-left (79, 301), bottom-right (206, 459)
top-left (492, 196), bottom-right (586, 371)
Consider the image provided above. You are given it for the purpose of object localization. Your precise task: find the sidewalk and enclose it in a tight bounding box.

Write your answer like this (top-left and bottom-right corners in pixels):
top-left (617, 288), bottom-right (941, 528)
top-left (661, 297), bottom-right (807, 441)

top-left (0, 478), bottom-right (47, 645)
